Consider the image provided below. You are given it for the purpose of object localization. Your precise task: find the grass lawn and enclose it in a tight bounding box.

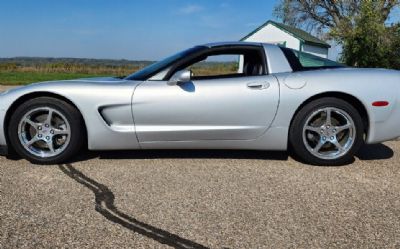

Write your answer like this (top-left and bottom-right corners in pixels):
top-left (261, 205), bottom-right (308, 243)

top-left (0, 72), bottom-right (112, 85)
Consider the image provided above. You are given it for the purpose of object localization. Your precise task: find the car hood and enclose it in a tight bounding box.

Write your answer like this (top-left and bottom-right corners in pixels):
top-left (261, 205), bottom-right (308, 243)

top-left (68, 76), bottom-right (128, 83)
top-left (3, 76), bottom-right (139, 93)
top-left (38, 76), bottom-right (133, 86)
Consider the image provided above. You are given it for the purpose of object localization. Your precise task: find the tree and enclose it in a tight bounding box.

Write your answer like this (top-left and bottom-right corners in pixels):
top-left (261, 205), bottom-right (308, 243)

top-left (274, 0), bottom-right (400, 69)
top-left (389, 24), bottom-right (400, 69)
top-left (339, 1), bottom-right (392, 67)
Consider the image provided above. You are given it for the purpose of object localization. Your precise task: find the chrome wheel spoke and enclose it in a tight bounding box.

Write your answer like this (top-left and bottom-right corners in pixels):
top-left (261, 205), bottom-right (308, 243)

top-left (27, 136), bottom-right (40, 146)
top-left (47, 140), bottom-right (55, 153)
top-left (305, 126), bottom-right (321, 133)
top-left (53, 128), bottom-right (70, 136)
top-left (331, 140), bottom-right (344, 152)
top-left (24, 118), bottom-right (39, 129)
top-left (314, 140), bottom-right (326, 152)
top-left (325, 108), bottom-right (332, 126)
top-left (335, 124), bottom-right (351, 133)
top-left (45, 109), bottom-right (54, 125)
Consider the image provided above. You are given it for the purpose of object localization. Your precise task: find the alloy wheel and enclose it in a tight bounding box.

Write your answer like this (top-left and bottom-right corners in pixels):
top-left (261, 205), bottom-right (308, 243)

top-left (302, 107), bottom-right (356, 160)
top-left (18, 107), bottom-right (71, 158)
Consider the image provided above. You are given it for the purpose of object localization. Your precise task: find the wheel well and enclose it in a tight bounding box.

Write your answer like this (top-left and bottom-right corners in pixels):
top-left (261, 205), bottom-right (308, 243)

top-left (4, 92), bottom-right (88, 152)
top-left (290, 92), bottom-right (369, 135)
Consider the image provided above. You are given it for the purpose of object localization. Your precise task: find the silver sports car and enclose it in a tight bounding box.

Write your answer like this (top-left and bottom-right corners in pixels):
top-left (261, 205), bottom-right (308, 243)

top-left (1, 42), bottom-right (399, 165)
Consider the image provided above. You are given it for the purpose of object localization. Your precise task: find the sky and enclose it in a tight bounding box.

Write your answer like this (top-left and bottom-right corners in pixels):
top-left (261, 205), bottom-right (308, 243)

top-left (0, 0), bottom-right (280, 60)
top-left (0, 1), bottom-right (397, 61)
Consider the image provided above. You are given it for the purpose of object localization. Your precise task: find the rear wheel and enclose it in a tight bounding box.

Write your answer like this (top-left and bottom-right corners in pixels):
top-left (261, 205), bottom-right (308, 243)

top-left (8, 97), bottom-right (84, 164)
top-left (289, 97), bottom-right (364, 166)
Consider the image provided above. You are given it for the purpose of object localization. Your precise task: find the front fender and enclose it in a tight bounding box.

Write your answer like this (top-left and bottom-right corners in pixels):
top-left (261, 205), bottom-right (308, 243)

top-left (0, 79), bottom-right (142, 150)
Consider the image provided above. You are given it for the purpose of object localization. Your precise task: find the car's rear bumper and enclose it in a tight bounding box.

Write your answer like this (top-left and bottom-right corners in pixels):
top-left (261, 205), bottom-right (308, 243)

top-left (366, 97), bottom-right (400, 144)
top-left (0, 145), bottom-right (8, 156)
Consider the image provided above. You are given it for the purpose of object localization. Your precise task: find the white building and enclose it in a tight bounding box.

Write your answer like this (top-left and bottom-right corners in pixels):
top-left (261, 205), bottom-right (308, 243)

top-left (241, 20), bottom-right (330, 58)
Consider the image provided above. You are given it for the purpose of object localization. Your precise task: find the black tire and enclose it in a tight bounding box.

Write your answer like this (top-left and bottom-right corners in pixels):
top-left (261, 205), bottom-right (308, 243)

top-left (8, 97), bottom-right (84, 165)
top-left (289, 97), bottom-right (364, 166)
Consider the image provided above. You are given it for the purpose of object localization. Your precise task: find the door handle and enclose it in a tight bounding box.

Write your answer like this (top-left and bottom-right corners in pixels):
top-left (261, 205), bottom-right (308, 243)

top-left (247, 82), bottom-right (270, 90)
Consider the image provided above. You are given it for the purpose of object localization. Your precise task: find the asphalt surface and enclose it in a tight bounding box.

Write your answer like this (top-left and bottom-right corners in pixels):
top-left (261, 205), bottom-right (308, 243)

top-left (1, 85), bottom-right (400, 248)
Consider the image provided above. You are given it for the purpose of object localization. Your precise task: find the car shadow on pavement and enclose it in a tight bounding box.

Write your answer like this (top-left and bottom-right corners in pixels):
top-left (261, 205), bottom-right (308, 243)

top-left (58, 163), bottom-right (209, 249)
top-left (5, 143), bottom-right (393, 165)
top-left (68, 143), bottom-right (393, 165)
top-left (356, 143), bottom-right (394, 160)
top-left (70, 149), bottom-right (289, 163)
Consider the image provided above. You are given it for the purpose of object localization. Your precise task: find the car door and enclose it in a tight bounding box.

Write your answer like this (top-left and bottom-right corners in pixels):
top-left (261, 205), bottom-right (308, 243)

top-left (132, 46), bottom-right (279, 142)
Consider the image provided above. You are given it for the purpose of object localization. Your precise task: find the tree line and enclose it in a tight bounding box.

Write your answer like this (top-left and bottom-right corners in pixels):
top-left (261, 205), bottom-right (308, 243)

top-left (274, 0), bottom-right (400, 69)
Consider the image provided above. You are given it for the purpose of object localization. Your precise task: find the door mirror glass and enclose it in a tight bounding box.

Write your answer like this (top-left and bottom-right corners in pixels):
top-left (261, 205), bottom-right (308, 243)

top-left (168, 69), bottom-right (192, 85)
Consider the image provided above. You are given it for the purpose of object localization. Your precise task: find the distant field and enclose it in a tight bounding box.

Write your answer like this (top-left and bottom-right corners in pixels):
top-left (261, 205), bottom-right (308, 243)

top-left (0, 57), bottom-right (147, 85)
top-left (0, 72), bottom-right (113, 85)
top-left (0, 57), bottom-right (238, 85)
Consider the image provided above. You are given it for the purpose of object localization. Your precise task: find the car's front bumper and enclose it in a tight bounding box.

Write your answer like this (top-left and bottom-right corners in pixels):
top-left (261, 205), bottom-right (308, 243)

top-left (0, 109), bottom-right (7, 148)
top-left (0, 145), bottom-right (8, 156)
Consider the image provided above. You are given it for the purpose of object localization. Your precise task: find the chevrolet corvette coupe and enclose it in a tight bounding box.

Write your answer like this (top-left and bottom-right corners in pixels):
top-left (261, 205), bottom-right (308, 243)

top-left (1, 42), bottom-right (399, 165)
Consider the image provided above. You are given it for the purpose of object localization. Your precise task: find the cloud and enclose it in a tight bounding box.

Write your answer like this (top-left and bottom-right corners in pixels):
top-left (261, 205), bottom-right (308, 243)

top-left (179, 4), bottom-right (204, 14)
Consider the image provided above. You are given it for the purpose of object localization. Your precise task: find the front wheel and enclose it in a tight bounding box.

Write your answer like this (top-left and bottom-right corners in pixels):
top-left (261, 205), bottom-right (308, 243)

top-left (289, 97), bottom-right (364, 166)
top-left (8, 97), bottom-right (84, 164)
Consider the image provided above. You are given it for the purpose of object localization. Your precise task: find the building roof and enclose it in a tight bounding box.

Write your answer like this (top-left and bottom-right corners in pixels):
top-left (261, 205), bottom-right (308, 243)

top-left (241, 20), bottom-right (331, 48)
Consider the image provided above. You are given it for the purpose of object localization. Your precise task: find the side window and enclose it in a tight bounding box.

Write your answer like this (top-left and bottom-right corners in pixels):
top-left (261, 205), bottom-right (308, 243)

top-left (280, 47), bottom-right (344, 71)
top-left (189, 54), bottom-right (240, 78)
top-left (178, 47), bottom-right (266, 80)
top-left (294, 50), bottom-right (343, 67)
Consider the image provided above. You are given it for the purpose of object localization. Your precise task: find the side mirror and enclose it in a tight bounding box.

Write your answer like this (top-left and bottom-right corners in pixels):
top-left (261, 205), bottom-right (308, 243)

top-left (168, 69), bottom-right (192, 85)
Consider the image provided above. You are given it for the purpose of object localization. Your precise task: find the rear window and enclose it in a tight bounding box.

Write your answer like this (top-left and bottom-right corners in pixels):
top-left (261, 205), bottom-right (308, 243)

top-left (280, 47), bottom-right (344, 71)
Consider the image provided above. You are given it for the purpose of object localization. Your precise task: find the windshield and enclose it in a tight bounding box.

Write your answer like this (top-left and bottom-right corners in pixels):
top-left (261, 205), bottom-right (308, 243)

top-left (280, 47), bottom-right (344, 71)
top-left (126, 46), bottom-right (207, 81)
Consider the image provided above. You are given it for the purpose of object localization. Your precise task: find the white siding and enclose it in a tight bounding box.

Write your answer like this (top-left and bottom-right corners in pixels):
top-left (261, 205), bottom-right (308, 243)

top-left (244, 24), bottom-right (300, 50)
top-left (302, 44), bottom-right (328, 58)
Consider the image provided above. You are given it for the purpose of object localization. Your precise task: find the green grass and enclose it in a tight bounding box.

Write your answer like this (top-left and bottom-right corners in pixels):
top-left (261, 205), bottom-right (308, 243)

top-left (0, 61), bottom-right (238, 85)
top-left (0, 72), bottom-right (112, 85)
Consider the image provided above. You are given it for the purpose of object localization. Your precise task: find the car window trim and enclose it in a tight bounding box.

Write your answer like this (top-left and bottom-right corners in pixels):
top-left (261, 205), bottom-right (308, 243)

top-left (163, 45), bottom-right (269, 81)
